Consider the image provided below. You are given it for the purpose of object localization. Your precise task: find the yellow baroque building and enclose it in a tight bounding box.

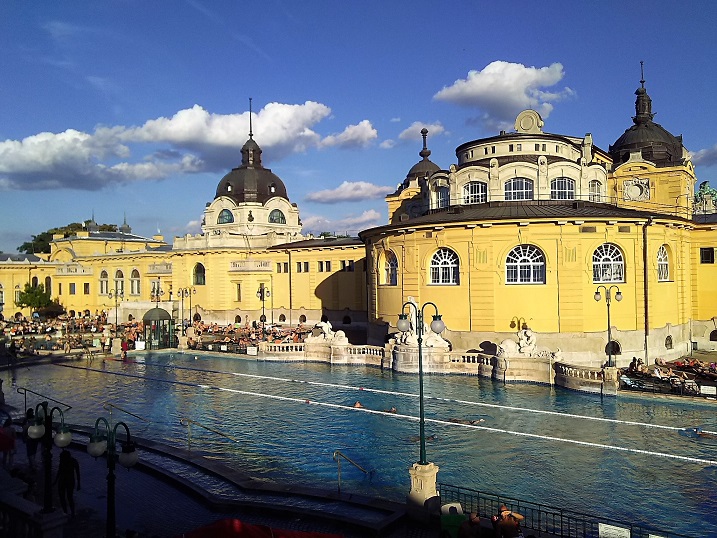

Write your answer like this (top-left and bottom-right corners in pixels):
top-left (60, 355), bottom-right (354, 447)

top-left (360, 83), bottom-right (717, 364)
top-left (1, 78), bottom-right (716, 365)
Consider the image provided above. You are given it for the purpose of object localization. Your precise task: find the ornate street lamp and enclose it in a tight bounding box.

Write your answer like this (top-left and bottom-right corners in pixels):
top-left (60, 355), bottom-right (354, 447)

top-left (178, 287), bottom-right (196, 335)
top-left (27, 401), bottom-right (72, 513)
top-left (87, 417), bottom-right (138, 538)
top-left (152, 276), bottom-right (165, 307)
top-left (107, 288), bottom-right (124, 340)
top-left (397, 301), bottom-right (444, 466)
top-left (256, 284), bottom-right (270, 339)
top-left (594, 285), bottom-right (623, 367)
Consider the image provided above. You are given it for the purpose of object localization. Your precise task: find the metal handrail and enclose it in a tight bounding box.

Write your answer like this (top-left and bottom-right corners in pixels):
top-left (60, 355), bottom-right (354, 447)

top-left (438, 483), bottom-right (694, 538)
top-left (332, 450), bottom-right (370, 494)
top-left (15, 387), bottom-right (72, 416)
top-left (102, 402), bottom-right (149, 423)
top-left (179, 418), bottom-right (240, 451)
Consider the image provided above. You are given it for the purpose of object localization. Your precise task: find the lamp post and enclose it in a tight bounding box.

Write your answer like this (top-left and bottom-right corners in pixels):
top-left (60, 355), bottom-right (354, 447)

top-left (397, 301), bottom-right (444, 466)
top-left (87, 417), bottom-right (139, 538)
top-left (177, 287), bottom-right (196, 335)
top-left (256, 284), bottom-right (270, 339)
top-left (107, 288), bottom-right (124, 340)
top-left (594, 285), bottom-right (623, 367)
top-left (152, 277), bottom-right (165, 307)
top-left (27, 401), bottom-right (72, 513)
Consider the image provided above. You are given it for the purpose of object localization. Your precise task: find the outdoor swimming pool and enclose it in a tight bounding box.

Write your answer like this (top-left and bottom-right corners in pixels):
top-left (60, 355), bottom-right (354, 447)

top-left (5, 351), bottom-right (717, 536)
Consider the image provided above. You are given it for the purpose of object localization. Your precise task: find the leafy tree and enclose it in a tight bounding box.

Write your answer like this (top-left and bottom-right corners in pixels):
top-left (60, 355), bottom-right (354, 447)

top-left (15, 283), bottom-right (54, 312)
top-left (17, 220), bottom-right (119, 254)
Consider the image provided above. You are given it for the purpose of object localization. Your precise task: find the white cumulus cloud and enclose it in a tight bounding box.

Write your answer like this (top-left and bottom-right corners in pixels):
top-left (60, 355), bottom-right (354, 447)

top-left (692, 145), bottom-right (717, 167)
top-left (305, 181), bottom-right (394, 203)
top-left (397, 121), bottom-right (445, 141)
top-left (301, 210), bottom-right (382, 236)
top-left (320, 120), bottom-right (378, 148)
top-left (434, 61), bottom-right (575, 131)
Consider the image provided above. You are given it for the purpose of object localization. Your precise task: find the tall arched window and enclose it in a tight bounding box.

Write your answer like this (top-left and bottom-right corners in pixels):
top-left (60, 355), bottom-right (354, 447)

top-left (463, 181), bottom-right (487, 204)
top-left (130, 269), bottom-right (141, 295)
top-left (657, 245), bottom-right (670, 282)
top-left (100, 270), bottom-right (109, 295)
top-left (593, 243), bottom-right (624, 283)
top-left (589, 180), bottom-right (602, 202)
top-left (269, 209), bottom-right (286, 224)
top-left (31, 276), bottom-right (39, 288)
top-left (430, 248), bottom-right (459, 285)
top-left (383, 250), bottom-right (398, 286)
top-left (114, 270), bottom-right (125, 295)
top-left (550, 177), bottom-right (575, 200)
top-left (506, 245), bottom-right (546, 284)
top-left (193, 263), bottom-right (206, 286)
top-left (0, 285), bottom-right (4, 308)
top-left (217, 209), bottom-right (234, 224)
top-left (434, 186), bottom-right (449, 209)
top-left (505, 177), bottom-right (534, 200)
top-left (44, 276), bottom-right (52, 296)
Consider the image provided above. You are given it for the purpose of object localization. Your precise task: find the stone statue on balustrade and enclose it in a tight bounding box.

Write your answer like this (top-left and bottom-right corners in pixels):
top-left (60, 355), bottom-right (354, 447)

top-left (304, 320), bottom-right (350, 345)
top-left (497, 327), bottom-right (559, 359)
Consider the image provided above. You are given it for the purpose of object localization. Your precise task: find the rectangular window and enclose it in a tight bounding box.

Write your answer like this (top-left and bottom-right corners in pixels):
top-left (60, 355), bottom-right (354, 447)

top-left (700, 247), bottom-right (715, 264)
top-left (542, 144), bottom-right (546, 151)
top-left (283, 262), bottom-right (289, 273)
top-left (491, 146), bottom-right (496, 154)
top-left (556, 145), bottom-right (561, 153)
top-left (297, 262), bottom-right (302, 273)
top-left (236, 284), bottom-right (241, 301)
top-left (303, 261), bottom-right (309, 272)
top-left (509, 144), bottom-right (514, 152)
top-left (484, 148), bottom-right (488, 155)
top-left (535, 143), bottom-right (540, 151)
top-left (15, 290), bottom-right (21, 302)
top-left (516, 143), bottom-right (522, 151)
top-left (84, 283), bottom-right (90, 295)
top-left (58, 283), bottom-right (62, 295)
top-left (325, 261), bottom-right (331, 272)
top-left (318, 261), bottom-right (324, 272)
top-left (277, 263), bottom-right (282, 273)
top-left (69, 283), bottom-right (76, 295)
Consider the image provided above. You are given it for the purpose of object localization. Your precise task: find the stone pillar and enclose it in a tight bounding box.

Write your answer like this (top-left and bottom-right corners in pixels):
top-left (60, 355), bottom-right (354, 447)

top-left (406, 461), bottom-right (440, 521)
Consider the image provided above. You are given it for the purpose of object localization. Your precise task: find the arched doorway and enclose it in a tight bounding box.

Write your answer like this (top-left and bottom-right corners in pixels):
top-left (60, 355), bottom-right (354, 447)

top-left (143, 307), bottom-right (175, 350)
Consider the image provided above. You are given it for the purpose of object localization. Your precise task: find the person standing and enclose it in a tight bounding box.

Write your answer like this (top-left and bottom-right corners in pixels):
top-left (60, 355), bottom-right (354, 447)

top-left (55, 449), bottom-right (81, 517)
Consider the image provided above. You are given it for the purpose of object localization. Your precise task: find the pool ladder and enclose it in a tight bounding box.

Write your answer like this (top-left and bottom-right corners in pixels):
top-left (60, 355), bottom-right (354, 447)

top-left (332, 449), bottom-right (371, 494)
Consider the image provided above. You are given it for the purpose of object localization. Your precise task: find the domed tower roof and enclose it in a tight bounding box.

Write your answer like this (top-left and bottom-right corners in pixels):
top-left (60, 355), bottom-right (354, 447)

top-left (609, 65), bottom-right (684, 168)
top-left (406, 128), bottom-right (440, 179)
top-left (215, 100), bottom-right (290, 204)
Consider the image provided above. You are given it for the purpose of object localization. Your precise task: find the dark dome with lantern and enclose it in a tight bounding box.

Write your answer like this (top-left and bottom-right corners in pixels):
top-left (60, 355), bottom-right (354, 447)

top-left (609, 74), bottom-right (685, 169)
top-left (215, 107), bottom-right (290, 205)
top-left (406, 128), bottom-right (441, 180)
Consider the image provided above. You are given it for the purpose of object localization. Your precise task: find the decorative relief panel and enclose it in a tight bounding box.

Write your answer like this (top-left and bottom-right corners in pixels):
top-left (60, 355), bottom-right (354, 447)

top-left (622, 178), bottom-right (651, 201)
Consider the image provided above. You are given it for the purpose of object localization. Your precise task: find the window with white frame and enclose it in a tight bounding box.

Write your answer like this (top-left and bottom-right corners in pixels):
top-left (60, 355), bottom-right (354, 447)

top-left (435, 186), bottom-right (449, 209)
top-left (506, 245), bottom-right (546, 284)
top-left (504, 177), bottom-right (534, 200)
top-left (430, 248), bottom-right (459, 285)
top-left (114, 270), bottom-right (124, 295)
top-left (130, 269), bottom-right (141, 295)
top-left (100, 270), bottom-right (109, 295)
top-left (269, 209), bottom-right (286, 224)
top-left (194, 263), bottom-right (206, 285)
top-left (383, 250), bottom-right (398, 286)
top-left (15, 286), bottom-right (21, 303)
top-left (217, 209), bottom-right (234, 224)
top-left (589, 180), bottom-right (602, 202)
top-left (657, 245), bottom-right (670, 282)
top-left (550, 177), bottom-right (575, 200)
top-left (592, 243), bottom-right (625, 283)
top-left (463, 181), bottom-right (487, 205)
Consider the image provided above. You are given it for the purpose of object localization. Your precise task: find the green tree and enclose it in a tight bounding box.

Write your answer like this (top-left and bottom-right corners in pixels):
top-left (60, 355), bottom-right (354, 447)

top-left (15, 283), bottom-right (54, 312)
top-left (17, 221), bottom-right (119, 254)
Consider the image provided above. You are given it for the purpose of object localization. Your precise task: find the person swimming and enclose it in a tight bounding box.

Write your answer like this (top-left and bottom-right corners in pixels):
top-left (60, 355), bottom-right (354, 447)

top-left (448, 418), bottom-right (485, 425)
top-left (353, 401), bottom-right (364, 408)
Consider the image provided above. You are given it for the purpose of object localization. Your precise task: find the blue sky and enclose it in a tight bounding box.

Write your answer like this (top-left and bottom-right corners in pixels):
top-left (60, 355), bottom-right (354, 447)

top-left (2, 0), bottom-right (717, 253)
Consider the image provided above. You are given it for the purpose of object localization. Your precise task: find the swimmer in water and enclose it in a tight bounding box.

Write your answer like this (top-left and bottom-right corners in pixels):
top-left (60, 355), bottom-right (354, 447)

top-left (353, 401), bottom-right (364, 408)
top-left (448, 418), bottom-right (485, 425)
top-left (381, 406), bottom-right (397, 413)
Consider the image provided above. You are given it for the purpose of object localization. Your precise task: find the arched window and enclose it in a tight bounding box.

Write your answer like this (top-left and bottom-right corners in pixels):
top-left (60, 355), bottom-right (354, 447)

top-left (665, 335), bottom-right (673, 350)
top-left (343, 316), bottom-right (352, 325)
top-left (506, 245), bottom-right (546, 284)
top-left (234, 315), bottom-right (241, 324)
top-left (44, 276), bottom-right (52, 296)
top-left (217, 209), bottom-right (234, 224)
top-left (505, 177), bottom-right (534, 200)
top-left (657, 245), bottom-right (670, 282)
top-left (31, 276), bottom-right (39, 288)
top-left (430, 248), bottom-right (460, 285)
top-left (279, 314), bottom-right (286, 322)
top-left (193, 263), bottom-right (206, 286)
top-left (434, 186), bottom-right (449, 209)
top-left (589, 180), bottom-right (602, 202)
top-left (114, 270), bottom-right (125, 295)
top-left (269, 209), bottom-right (286, 224)
top-left (130, 269), bottom-right (141, 295)
top-left (100, 270), bottom-right (109, 295)
top-left (383, 250), bottom-right (398, 286)
top-left (593, 243), bottom-right (624, 283)
top-left (0, 285), bottom-right (4, 307)
top-left (463, 181), bottom-right (487, 204)
top-left (550, 177), bottom-right (575, 200)
top-left (299, 314), bottom-right (307, 323)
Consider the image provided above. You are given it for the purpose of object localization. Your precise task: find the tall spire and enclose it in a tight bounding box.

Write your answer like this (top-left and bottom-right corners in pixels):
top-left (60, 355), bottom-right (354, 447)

top-left (419, 128), bottom-right (431, 160)
top-left (249, 97), bottom-right (253, 139)
top-left (634, 60), bottom-right (654, 125)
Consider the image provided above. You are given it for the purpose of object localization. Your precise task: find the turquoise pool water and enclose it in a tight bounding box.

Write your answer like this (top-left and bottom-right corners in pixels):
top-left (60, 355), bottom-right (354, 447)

top-left (5, 351), bottom-right (716, 535)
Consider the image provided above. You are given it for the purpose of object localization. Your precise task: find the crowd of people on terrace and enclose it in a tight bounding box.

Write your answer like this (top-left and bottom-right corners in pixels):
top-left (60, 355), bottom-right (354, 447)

top-left (185, 320), bottom-right (311, 350)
